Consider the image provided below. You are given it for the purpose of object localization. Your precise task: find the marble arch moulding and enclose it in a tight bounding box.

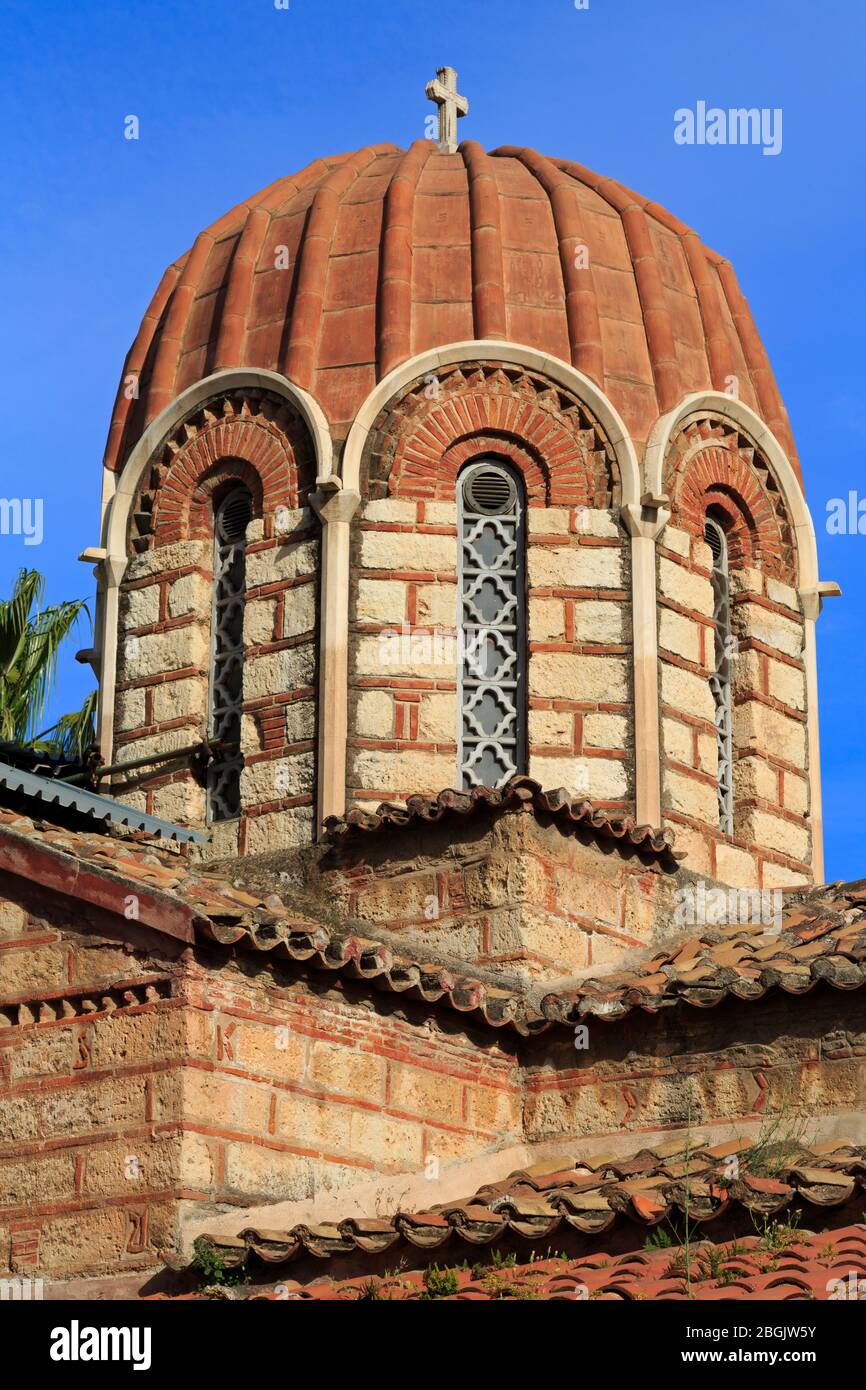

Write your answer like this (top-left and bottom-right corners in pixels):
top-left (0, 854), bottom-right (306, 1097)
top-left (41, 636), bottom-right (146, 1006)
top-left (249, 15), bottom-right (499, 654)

top-left (643, 390), bottom-right (819, 589)
top-left (645, 389), bottom-right (834, 884)
top-left (337, 341), bottom-right (642, 502)
top-left (311, 341), bottom-right (644, 833)
top-left (84, 368), bottom-right (333, 765)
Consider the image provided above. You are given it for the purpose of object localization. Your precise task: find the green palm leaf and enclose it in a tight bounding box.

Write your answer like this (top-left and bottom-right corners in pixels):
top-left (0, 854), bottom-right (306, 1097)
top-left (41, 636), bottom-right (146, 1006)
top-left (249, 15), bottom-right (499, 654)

top-left (0, 569), bottom-right (96, 752)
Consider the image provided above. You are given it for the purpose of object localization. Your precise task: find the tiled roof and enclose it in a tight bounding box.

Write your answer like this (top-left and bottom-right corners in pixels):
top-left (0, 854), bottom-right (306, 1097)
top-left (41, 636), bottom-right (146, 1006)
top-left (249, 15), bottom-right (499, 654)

top-left (543, 879), bottom-right (866, 1022)
top-left (193, 1137), bottom-right (866, 1274)
top-left (234, 1225), bottom-right (866, 1300)
top-left (324, 775), bottom-right (683, 863)
top-left (104, 144), bottom-right (800, 477)
top-left (2, 805), bottom-right (866, 1036)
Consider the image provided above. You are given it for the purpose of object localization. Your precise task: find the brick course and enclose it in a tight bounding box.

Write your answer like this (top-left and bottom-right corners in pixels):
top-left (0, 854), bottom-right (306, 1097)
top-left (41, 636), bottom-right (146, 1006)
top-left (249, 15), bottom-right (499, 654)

top-left (658, 415), bottom-right (811, 887)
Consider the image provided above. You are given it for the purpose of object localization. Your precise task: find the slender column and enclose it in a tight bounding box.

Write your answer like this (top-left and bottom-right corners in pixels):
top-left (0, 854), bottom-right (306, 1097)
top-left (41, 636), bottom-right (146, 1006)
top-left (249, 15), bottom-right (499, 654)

top-left (799, 581), bottom-right (841, 884)
top-left (309, 482), bottom-right (361, 835)
top-left (77, 548), bottom-right (127, 767)
top-left (621, 495), bottom-right (670, 828)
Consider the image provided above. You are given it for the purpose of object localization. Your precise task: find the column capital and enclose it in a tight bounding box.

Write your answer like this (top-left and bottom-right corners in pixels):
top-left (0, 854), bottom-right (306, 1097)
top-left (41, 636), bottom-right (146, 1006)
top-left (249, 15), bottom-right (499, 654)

top-left (620, 494), bottom-right (671, 542)
top-left (310, 485), bottom-right (361, 526)
top-left (799, 580), bottom-right (842, 622)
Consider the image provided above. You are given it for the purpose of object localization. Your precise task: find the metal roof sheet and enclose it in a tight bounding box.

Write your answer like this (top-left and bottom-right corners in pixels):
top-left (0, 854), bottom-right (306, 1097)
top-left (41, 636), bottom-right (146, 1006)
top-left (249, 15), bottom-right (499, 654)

top-left (0, 763), bottom-right (208, 843)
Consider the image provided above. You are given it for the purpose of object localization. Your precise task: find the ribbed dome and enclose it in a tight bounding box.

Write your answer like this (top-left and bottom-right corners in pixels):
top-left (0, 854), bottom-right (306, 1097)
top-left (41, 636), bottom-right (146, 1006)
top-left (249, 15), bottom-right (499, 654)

top-left (105, 141), bottom-right (800, 481)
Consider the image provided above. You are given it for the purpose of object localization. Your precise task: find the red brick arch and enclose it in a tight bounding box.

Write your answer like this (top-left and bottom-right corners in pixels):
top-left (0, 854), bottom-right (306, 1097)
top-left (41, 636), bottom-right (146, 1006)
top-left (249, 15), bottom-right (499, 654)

top-left (365, 363), bottom-right (618, 507)
top-left (134, 391), bottom-right (316, 552)
top-left (664, 416), bottom-right (796, 581)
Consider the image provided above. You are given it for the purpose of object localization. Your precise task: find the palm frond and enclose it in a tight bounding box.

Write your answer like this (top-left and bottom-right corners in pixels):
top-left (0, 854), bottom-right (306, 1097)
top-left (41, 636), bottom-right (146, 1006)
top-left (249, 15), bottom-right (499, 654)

top-left (0, 569), bottom-right (93, 747)
top-left (38, 689), bottom-right (98, 761)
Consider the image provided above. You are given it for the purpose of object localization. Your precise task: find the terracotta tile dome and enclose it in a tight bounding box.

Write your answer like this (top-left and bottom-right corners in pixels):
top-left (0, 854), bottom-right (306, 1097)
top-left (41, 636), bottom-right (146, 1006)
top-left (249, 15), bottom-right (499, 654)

top-left (105, 140), bottom-right (800, 481)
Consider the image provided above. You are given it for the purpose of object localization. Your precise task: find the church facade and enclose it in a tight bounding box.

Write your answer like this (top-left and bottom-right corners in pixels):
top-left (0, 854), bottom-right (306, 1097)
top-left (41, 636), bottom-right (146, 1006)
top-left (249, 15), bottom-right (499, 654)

top-left (3, 78), bottom-right (864, 1299)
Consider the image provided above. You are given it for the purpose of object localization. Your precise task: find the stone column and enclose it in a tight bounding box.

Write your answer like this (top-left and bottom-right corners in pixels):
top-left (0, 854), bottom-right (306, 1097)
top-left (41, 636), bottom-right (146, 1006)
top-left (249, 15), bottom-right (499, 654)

top-left (78, 547), bottom-right (127, 768)
top-left (799, 581), bottom-right (841, 885)
top-left (310, 481), bottom-right (361, 836)
top-left (621, 495), bottom-right (670, 828)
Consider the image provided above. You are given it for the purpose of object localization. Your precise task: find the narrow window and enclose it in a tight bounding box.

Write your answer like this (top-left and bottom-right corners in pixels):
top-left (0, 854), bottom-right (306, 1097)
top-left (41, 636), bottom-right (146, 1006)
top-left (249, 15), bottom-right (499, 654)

top-left (705, 517), bottom-right (733, 834)
top-left (208, 487), bottom-right (252, 822)
top-left (457, 460), bottom-right (526, 788)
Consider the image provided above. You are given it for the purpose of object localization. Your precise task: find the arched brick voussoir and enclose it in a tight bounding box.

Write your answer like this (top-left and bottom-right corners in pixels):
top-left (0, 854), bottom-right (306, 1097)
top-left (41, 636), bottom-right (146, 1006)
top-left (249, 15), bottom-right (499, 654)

top-left (391, 399), bottom-right (597, 504)
top-left (664, 416), bottom-right (797, 582)
top-left (408, 431), bottom-right (550, 504)
top-left (365, 362), bottom-right (619, 508)
top-left (137, 392), bottom-right (316, 552)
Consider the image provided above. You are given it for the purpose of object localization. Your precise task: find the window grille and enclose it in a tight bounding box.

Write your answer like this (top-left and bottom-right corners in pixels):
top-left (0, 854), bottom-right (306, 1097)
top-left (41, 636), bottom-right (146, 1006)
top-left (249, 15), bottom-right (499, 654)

top-left (207, 487), bottom-right (252, 822)
top-left (457, 460), bottom-right (526, 788)
top-left (705, 517), bottom-right (734, 834)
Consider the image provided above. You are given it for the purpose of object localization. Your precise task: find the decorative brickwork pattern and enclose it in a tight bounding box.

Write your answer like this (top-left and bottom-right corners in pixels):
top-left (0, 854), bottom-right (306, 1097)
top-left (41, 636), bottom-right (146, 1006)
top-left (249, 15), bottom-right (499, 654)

top-left (113, 390), bottom-right (319, 856)
top-left (363, 362), bottom-right (619, 505)
top-left (663, 413), bottom-right (797, 583)
top-left (131, 390), bottom-right (315, 552)
top-left (348, 363), bottom-right (632, 809)
top-left (658, 415), bottom-right (809, 886)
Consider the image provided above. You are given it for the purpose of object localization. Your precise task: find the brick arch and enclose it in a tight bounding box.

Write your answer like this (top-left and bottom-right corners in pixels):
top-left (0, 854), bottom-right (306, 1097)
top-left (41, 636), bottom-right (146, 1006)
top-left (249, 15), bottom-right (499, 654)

top-left (442, 431), bottom-right (547, 502)
top-left (131, 390), bottom-right (316, 553)
top-left (187, 459), bottom-right (264, 541)
top-left (364, 362), bottom-right (619, 507)
top-left (663, 415), bottom-right (797, 581)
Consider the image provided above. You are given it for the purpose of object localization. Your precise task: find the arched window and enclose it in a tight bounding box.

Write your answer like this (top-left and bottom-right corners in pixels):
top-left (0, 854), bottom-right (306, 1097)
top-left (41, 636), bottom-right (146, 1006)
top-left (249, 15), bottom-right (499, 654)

top-left (208, 486), bottom-right (252, 822)
top-left (705, 516), bottom-right (733, 834)
top-left (457, 459), bottom-right (526, 788)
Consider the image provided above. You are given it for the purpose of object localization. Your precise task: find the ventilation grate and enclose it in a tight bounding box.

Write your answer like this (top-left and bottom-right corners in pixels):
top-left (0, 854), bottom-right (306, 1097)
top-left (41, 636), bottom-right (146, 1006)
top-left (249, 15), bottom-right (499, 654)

top-left (463, 465), bottom-right (516, 516)
top-left (704, 518), bottom-right (725, 565)
top-left (218, 489), bottom-right (253, 543)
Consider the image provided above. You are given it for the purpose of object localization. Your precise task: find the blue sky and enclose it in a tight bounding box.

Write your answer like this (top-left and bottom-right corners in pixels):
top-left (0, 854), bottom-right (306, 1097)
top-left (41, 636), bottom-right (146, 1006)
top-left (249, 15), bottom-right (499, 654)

top-left (1, 0), bottom-right (863, 878)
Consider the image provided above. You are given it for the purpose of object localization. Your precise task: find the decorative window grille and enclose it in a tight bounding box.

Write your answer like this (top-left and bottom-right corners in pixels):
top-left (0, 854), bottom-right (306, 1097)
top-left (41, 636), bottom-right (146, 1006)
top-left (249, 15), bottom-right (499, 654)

top-left (705, 517), bottom-right (734, 835)
top-left (457, 460), bottom-right (526, 788)
top-left (207, 487), bottom-right (252, 822)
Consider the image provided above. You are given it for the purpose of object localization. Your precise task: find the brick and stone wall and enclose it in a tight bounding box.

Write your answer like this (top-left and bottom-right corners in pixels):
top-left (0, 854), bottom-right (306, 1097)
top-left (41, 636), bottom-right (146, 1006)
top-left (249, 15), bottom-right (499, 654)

top-left (3, 853), bottom-right (863, 1285)
top-left (658, 415), bottom-right (811, 889)
top-left (347, 361), bottom-right (633, 810)
top-left (113, 389), bottom-right (320, 856)
top-left (523, 985), bottom-right (866, 1159)
top-left (316, 807), bottom-right (687, 980)
top-left (0, 871), bottom-right (520, 1282)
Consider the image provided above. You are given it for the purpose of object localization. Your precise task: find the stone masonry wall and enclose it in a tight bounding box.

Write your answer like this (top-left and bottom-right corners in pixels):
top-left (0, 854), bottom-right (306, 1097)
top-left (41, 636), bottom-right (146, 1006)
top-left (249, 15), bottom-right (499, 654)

top-left (0, 873), bottom-right (519, 1282)
top-left (523, 985), bottom-right (866, 1160)
top-left (113, 390), bottom-right (319, 857)
top-left (658, 416), bottom-right (811, 890)
top-left (348, 362), bottom-right (632, 811)
top-left (0, 875), bottom-right (185, 1281)
top-left (3, 855), bottom-right (864, 1284)
top-left (316, 808), bottom-right (686, 981)
top-left (4, 858), bottom-right (864, 1283)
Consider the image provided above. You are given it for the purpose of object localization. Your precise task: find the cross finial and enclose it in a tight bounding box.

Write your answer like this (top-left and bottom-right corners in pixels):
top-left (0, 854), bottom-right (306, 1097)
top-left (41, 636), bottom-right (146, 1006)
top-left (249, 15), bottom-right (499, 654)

top-left (425, 66), bottom-right (468, 154)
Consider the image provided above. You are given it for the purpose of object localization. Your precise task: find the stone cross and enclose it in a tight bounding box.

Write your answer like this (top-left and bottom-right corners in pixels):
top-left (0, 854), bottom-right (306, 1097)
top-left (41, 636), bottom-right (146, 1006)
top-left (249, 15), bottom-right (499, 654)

top-left (425, 66), bottom-right (468, 154)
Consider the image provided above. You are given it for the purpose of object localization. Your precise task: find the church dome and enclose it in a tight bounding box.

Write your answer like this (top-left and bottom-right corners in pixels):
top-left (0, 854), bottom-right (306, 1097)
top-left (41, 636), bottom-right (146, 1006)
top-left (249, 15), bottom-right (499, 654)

top-left (104, 140), bottom-right (800, 481)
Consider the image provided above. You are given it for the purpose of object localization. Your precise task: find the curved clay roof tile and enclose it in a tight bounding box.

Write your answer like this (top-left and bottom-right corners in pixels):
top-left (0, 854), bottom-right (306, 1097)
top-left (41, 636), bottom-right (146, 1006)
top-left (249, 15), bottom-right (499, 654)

top-left (103, 143), bottom-right (801, 487)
